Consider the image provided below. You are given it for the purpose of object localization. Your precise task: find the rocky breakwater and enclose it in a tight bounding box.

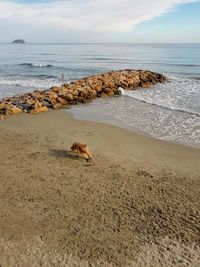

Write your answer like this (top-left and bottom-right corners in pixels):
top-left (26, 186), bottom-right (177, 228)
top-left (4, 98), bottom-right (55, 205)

top-left (0, 70), bottom-right (166, 120)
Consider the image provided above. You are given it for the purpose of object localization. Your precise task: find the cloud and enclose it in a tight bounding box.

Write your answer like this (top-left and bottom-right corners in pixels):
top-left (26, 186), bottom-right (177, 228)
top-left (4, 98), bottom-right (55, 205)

top-left (0, 0), bottom-right (198, 31)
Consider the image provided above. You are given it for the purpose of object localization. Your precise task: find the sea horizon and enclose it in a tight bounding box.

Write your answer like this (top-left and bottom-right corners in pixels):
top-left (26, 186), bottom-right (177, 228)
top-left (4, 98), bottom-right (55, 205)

top-left (1, 42), bottom-right (200, 44)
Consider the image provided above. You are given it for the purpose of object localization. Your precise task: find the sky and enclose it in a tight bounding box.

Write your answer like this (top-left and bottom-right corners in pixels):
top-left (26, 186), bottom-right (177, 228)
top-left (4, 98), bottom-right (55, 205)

top-left (0, 0), bottom-right (199, 43)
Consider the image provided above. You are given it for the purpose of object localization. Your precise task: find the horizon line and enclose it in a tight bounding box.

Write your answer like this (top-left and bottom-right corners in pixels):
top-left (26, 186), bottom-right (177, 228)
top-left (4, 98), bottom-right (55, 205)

top-left (0, 42), bottom-right (200, 45)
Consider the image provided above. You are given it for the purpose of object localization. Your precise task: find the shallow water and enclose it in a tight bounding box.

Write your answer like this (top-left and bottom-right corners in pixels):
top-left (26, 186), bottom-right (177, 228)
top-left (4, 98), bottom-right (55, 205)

top-left (0, 43), bottom-right (200, 147)
top-left (68, 96), bottom-right (200, 149)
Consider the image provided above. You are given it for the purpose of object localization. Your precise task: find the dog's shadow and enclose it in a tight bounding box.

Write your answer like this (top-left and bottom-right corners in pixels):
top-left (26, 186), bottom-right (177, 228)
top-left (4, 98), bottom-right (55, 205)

top-left (49, 149), bottom-right (80, 160)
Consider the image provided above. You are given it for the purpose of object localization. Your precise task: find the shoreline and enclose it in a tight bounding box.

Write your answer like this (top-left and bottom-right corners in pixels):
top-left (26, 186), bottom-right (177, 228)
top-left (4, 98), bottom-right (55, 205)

top-left (1, 110), bottom-right (200, 266)
top-left (2, 69), bottom-right (199, 149)
top-left (68, 102), bottom-right (150, 136)
top-left (68, 110), bottom-right (200, 159)
top-left (68, 98), bottom-right (200, 150)
top-left (1, 110), bottom-right (200, 172)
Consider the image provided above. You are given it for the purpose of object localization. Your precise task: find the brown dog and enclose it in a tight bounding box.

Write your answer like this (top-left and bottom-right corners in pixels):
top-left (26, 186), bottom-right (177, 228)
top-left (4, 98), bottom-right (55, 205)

top-left (71, 142), bottom-right (92, 160)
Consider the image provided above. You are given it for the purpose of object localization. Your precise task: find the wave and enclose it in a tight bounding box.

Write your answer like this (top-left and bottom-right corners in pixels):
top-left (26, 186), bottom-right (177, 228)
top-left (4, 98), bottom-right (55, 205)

top-left (191, 77), bottom-right (200, 80)
top-left (19, 63), bottom-right (53, 68)
top-left (164, 63), bottom-right (200, 67)
top-left (120, 87), bottom-right (200, 118)
top-left (8, 74), bottom-right (58, 79)
top-left (144, 62), bottom-right (200, 67)
top-left (86, 57), bottom-right (132, 62)
top-left (0, 77), bottom-right (61, 89)
top-left (88, 57), bottom-right (113, 61)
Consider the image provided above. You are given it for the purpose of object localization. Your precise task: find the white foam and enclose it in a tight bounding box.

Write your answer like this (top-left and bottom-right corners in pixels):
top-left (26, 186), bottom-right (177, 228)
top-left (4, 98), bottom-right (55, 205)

top-left (20, 63), bottom-right (53, 68)
top-left (0, 77), bottom-right (62, 88)
top-left (31, 63), bottom-right (51, 67)
top-left (69, 96), bottom-right (200, 148)
top-left (120, 72), bottom-right (200, 116)
top-left (0, 78), bottom-right (62, 99)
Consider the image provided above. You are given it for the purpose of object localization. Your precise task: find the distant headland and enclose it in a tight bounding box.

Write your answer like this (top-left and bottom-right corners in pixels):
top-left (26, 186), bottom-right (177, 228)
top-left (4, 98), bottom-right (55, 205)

top-left (12, 39), bottom-right (26, 44)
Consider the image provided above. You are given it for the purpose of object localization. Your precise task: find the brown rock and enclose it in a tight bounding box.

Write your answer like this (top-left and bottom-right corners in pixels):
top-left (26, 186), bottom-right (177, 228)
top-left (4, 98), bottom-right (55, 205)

top-left (51, 86), bottom-right (58, 91)
top-left (42, 100), bottom-right (50, 108)
top-left (140, 82), bottom-right (152, 88)
top-left (32, 92), bottom-right (44, 99)
top-left (3, 97), bottom-right (10, 101)
top-left (78, 97), bottom-right (90, 104)
top-left (77, 79), bottom-right (85, 84)
top-left (29, 106), bottom-right (48, 114)
top-left (68, 89), bottom-right (79, 96)
top-left (46, 91), bottom-right (57, 99)
top-left (39, 106), bottom-right (48, 112)
top-left (0, 103), bottom-right (7, 110)
top-left (90, 83), bottom-right (97, 90)
top-left (50, 99), bottom-right (57, 105)
top-left (79, 90), bottom-right (88, 98)
top-left (63, 84), bottom-right (70, 88)
top-left (13, 94), bottom-right (21, 98)
top-left (51, 87), bottom-right (64, 93)
top-left (6, 106), bottom-right (22, 115)
top-left (57, 97), bottom-right (67, 105)
top-left (88, 90), bottom-right (97, 98)
top-left (116, 90), bottom-right (122, 95)
top-left (52, 103), bottom-right (63, 110)
top-left (127, 79), bottom-right (133, 85)
top-left (132, 75), bottom-right (140, 85)
top-left (121, 81), bottom-right (129, 88)
top-left (95, 85), bottom-right (103, 93)
top-left (26, 99), bottom-right (35, 105)
top-left (151, 79), bottom-right (157, 85)
top-left (100, 92), bottom-right (108, 98)
top-left (104, 88), bottom-right (114, 96)
top-left (159, 75), bottom-right (166, 83)
top-left (70, 81), bottom-right (80, 86)
top-left (34, 100), bottom-right (43, 108)
top-left (108, 82), bottom-right (116, 88)
top-left (64, 94), bottom-right (74, 101)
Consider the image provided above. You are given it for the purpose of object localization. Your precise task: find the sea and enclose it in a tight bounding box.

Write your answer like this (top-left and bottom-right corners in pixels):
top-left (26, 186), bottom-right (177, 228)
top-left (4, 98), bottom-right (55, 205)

top-left (0, 43), bottom-right (200, 148)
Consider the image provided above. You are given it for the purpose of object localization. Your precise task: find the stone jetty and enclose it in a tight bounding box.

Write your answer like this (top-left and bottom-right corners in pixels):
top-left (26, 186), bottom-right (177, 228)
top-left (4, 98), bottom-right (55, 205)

top-left (0, 70), bottom-right (166, 120)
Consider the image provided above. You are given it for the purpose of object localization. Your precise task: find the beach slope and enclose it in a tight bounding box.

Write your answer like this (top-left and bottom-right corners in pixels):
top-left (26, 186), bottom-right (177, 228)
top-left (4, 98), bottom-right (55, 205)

top-left (0, 111), bottom-right (200, 266)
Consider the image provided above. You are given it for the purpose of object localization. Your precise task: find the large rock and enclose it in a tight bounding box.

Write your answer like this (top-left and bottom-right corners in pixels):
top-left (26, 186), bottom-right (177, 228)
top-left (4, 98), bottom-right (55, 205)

top-left (25, 99), bottom-right (35, 105)
top-left (29, 107), bottom-right (48, 114)
top-left (104, 88), bottom-right (114, 96)
top-left (140, 82), bottom-right (153, 88)
top-left (63, 94), bottom-right (74, 101)
top-left (0, 103), bottom-right (7, 110)
top-left (52, 103), bottom-right (63, 110)
top-left (5, 106), bottom-right (22, 115)
top-left (100, 92), bottom-right (108, 98)
top-left (57, 97), bottom-right (68, 105)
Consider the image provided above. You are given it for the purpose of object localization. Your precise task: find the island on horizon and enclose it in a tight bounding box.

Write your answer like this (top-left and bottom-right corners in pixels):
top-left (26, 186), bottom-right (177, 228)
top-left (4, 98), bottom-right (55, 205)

top-left (12, 39), bottom-right (26, 44)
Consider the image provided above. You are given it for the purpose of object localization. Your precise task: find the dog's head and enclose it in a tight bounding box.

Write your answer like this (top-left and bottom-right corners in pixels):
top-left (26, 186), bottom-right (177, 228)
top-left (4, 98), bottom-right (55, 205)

top-left (71, 143), bottom-right (76, 150)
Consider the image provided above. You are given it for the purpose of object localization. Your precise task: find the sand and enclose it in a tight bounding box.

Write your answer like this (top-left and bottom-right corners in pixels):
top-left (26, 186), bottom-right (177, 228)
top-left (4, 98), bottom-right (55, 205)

top-left (0, 110), bottom-right (200, 266)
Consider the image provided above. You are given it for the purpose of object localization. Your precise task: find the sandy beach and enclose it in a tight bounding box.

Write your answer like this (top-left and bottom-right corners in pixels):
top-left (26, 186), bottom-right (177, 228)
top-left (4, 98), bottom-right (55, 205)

top-left (0, 110), bottom-right (200, 266)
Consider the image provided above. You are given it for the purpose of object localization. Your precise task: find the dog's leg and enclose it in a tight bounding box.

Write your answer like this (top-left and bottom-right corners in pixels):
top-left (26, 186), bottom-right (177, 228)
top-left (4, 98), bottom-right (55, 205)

top-left (71, 149), bottom-right (79, 158)
top-left (85, 148), bottom-right (92, 159)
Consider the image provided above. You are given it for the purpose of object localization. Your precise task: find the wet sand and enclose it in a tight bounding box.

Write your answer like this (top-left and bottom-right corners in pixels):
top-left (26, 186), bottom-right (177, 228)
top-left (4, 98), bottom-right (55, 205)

top-left (0, 110), bottom-right (200, 266)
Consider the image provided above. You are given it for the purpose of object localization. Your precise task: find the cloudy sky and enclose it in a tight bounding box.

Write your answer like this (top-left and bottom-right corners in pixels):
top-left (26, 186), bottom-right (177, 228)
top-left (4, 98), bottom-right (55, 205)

top-left (0, 0), bottom-right (199, 43)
